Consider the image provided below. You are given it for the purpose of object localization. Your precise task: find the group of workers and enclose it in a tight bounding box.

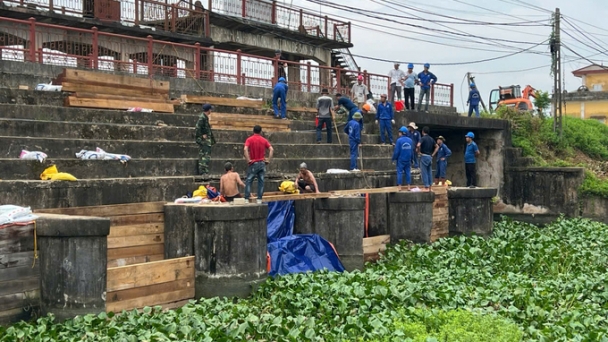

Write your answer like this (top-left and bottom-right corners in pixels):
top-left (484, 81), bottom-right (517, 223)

top-left (387, 63), bottom-right (438, 112)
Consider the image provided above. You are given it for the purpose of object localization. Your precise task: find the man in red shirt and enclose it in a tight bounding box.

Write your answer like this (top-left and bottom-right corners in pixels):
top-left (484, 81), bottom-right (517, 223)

top-left (244, 125), bottom-right (274, 203)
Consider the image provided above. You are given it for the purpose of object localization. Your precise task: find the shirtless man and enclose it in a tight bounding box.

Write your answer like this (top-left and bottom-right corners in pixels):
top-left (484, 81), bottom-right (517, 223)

top-left (295, 163), bottom-right (320, 193)
top-left (219, 162), bottom-right (245, 201)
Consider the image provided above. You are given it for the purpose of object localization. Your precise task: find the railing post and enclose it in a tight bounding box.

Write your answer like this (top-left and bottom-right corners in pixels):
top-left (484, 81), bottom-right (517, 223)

top-left (134, 0), bottom-right (139, 25)
top-left (363, 69), bottom-right (369, 88)
top-left (324, 16), bottom-right (328, 38)
top-left (273, 55), bottom-right (279, 84)
top-left (336, 67), bottom-right (341, 93)
top-left (208, 0), bottom-right (212, 12)
top-left (204, 12), bottom-right (210, 37)
top-left (306, 61), bottom-right (311, 92)
top-left (271, 1), bottom-right (276, 24)
top-left (299, 9), bottom-right (303, 27)
top-left (49, 0), bottom-right (54, 12)
top-left (147, 35), bottom-right (154, 77)
top-left (430, 84), bottom-right (435, 106)
top-left (91, 27), bottom-right (99, 70)
top-left (241, 0), bottom-right (246, 18)
top-left (236, 49), bottom-right (242, 85)
top-left (133, 59), bottom-right (138, 74)
top-left (348, 22), bottom-right (351, 43)
top-left (171, 5), bottom-right (177, 32)
top-left (194, 43), bottom-right (201, 79)
top-left (450, 83), bottom-right (454, 107)
top-left (28, 18), bottom-right (36, 63)
top-left (38, 48), bottom-right (43, 63)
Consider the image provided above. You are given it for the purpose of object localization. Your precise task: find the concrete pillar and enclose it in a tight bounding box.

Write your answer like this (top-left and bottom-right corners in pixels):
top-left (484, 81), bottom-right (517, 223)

top-left (313, 197), bottom-right (365, 271)
top-left (36, 214), bottom-right (110, 321)
top-left (368, 193), bottom-right (389, 236)
top-left (448, 188), bottom-right (498, 238)
top-left (192, 204), bottom-right (268, 298)
top-left (163, 204), bottom-right (195, 259)
top-left (293, 199), bottom-right (315, 234)
top-left (388, 192), bottom-right (435, 244)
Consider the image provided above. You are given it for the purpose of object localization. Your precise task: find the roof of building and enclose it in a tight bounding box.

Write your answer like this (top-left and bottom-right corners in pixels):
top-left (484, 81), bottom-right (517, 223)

top-left (572, 64), bottom-right (608, 77)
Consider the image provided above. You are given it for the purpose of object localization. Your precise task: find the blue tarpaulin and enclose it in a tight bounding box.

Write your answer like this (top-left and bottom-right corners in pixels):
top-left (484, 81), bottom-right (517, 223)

top-left (267, 234), bottom-right (345, 276)
top-left (266, 200), bottom-right (295, 243)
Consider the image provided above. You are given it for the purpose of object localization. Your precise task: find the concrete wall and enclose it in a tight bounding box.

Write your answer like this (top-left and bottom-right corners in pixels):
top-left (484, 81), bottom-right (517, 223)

top-left (563, 99), bottom-right (608, 124)
top-left (581, 195), bottom-right (608, 224)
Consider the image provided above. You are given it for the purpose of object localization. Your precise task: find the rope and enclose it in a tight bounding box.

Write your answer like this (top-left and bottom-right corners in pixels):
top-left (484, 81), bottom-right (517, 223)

top-left (32, 221), bottom-right (38, 268)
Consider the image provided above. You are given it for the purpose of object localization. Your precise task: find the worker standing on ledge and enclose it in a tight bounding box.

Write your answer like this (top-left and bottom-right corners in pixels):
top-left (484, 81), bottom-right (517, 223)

top-left (374, 94), bottom-right (395, 145)
top-left (464, 132), bottom-right (480, 188)
top-left (388, 63), bottom-right (406, 104)
top-left (195, 103), bottom-right (215, 178)
top-left (345, 111), bottom-right (363, 172)
top-left (417, 63), bottom-right (437, 112)
top-left (406, 122), bottom-right (421, 170)
top-left (295, 163), bottom-right (320, 193)
top-left (433, 136), bottom-right (452, 186)
top-left (351, 75), bottom-right (369, 108)
top-left (244, 125), bottom-right (274, 203)
top-left (467, 83), bottom-right (481, 118)
top-left (403, 63), bottom-right (417, 110)
top-left (419, 126), bottom-right (439, 192)
top-left (272, 77), bottom-right (288, 119)
top-left (392, 126), bottom-right (414, 190)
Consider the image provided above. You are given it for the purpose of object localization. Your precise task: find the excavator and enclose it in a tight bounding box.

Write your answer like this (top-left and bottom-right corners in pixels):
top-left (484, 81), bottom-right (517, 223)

top-left (488, 85), bottom-right (537, 113)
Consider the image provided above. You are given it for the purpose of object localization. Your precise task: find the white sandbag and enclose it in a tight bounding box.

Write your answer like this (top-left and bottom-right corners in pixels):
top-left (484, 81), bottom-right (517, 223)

top-left (96, 148), bottom-right (131, 163)
top-left (35, 83), bottom-right (62, 91)
top-left (0, 205), bottom-right (38, 226)
top-left (326, 168), bottom-right (351, 174)
top-left (366, 99), bottom-right (377, 114)
top-left (75, 149), bottom-right (105, 160)
top-left (127, 107), bottom-right (154, 112)
top-left (236, 96), bottom-right (263, 101)
top-left (19, 150), bottom-right (47, 163)
top-left (174, 197), bottom-right (203, 204)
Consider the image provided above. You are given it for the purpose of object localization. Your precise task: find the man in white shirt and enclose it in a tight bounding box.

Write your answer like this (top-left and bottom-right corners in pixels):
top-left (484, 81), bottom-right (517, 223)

top-left (351, 75), bottom-right (369, 108)
top-left (388, 63), bottom-right (406, 104)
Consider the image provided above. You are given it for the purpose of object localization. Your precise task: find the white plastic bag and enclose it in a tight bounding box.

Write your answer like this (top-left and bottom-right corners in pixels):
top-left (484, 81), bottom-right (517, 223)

top-left (326, 169), bottom-right (351, 174)
top-left (75, 149), bottom-right (105, 160)
top-left (236, 96), bottom-right (263, 101)
top-left (35, 83), bottom-right (62, 91)
top-left (127, 107), bottom-right (154, 112)
top-left (19, 150), bottom-right (47, 163)
top-left (366, 99), bottom-right (377, 114)
top-left (174, 197), bottom-right (203, 204)
top-left (0, 205), bottom-right (38, 226)
top-left (97, 148), bottom-right (131, 163)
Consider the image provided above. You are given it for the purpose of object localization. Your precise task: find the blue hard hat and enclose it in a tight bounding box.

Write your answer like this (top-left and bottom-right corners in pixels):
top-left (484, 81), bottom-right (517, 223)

top-left (399, 126), bottom-right (408, 133)
top-left (424, 63), bottom-right (430, 68)
top-left (202, 103), bottom-right (212, 111)
top-left (470, 83), bottom-right (476, 88)
top-left (407, 63), bottom-right (414, 69)
top-left (278, 77), bottom-right (286, 82)
top-left (466, 132), bottom-right (475, 139)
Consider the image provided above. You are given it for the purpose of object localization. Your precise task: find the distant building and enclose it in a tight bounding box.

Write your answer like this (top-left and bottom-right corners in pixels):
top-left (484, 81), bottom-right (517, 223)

top-left (564, 64), bottom-right (608, 125)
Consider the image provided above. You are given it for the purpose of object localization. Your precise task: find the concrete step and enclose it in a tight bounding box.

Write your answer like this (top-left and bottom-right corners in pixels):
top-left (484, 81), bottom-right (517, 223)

top-left (0, 120), bottom-right (381, 144)
top-left (0, 136), bottom-right (393, 159)
top-left (0, 157), bottom-right (394, 180)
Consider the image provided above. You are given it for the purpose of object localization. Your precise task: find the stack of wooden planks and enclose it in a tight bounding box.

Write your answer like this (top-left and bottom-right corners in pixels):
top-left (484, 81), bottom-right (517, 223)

top-left (210, 113), bottom-right (291, 132)
top-left (363, 234), bottom-right (390, 262)
top-left (36, 202), bottom-right (166, 268)
top-left (57, 69), bottom-right (175, 113)
top-left (0, 222), bottom-right (39, 325)
top-left (182, 94), bottom-right (264, 109)
top-left (431, 186), bottom-right (449, 242)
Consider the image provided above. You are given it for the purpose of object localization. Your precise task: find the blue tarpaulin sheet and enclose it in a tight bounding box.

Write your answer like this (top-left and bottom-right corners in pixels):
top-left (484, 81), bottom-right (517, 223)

top-left (267, 234), bottom-right (345, 276)
top-left (266, 200), bottom-right (295, 243)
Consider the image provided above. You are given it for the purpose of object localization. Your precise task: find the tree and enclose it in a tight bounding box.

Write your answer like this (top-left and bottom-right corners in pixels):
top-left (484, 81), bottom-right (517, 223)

top-left (533, 90), bottom-right (551, 118)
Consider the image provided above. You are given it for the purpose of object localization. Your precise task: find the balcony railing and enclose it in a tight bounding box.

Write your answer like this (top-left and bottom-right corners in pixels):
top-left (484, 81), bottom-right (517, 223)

top-left (0, 16), bottom-right (452, 107)
top-left (208, 0), bottom-right (351, 43)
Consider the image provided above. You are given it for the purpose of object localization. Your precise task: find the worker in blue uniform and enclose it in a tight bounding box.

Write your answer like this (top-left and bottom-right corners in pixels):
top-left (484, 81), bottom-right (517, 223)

top-left (406, 122), bottom-right (420, 169)
top-left (392, 126), bottom-right (414, 190)
top-left (467, 83), bottom-right (481, 118)
top-left (344, 111), bottom-right (363, 171)
top-left (336, 93), bottom-right (363, 131)
top-left (434, 135), bottom-right (452, 185)
top-left (374, 94), bottom-right (395, 145)
top-left (272, 77), bottom-right (288, 119)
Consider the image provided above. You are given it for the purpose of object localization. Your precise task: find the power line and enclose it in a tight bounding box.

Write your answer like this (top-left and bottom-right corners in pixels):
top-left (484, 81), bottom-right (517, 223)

top-left (561, 17), bottom-right (608, 57)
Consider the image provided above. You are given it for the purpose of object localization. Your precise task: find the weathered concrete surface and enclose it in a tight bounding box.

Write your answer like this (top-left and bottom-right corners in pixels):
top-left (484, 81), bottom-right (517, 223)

top-left (395, 111), bottom-right (510, 130)
top-left (313, 197), bottom-right (365, 271)
top-left (293, 199), bottom-right (315, 235)
top-left (448, 187), bottom-right (498, 238)
top-left (0, 88), bottom-right (65, 106)
top-left (192, 204), bottom-right (268, 299)
top-left (36, 214), bottom-right (110, 321)
top-left (580, 195), bottom-right (608, 224)
top-left (502, 167), bottom-right (585, 216)
top-left (164, 204), bottom-right (196, 260)
top-left (388, 192), bottom-right (435, 244)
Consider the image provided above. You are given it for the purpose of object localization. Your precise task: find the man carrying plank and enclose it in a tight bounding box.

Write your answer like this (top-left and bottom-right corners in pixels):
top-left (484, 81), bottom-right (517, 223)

top-left (195, 104), bottom-right (215, 177)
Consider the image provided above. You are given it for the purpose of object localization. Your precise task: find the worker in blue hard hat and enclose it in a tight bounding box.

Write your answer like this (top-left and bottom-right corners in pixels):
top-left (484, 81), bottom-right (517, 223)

top-left (345, 111), bottom-right (363, 171)
top-left (392, 126), bottom-right (414, 190)
top-left (402, 63), bottom-right (417, 110)
top-left (272, 77), bottom-right (288, 119)
top-left (467, 83), bottom-right (481, 118)
top-left (464, 132), bottom-right (480, 188)
top-left (417, 63), bottom-right (437, 112)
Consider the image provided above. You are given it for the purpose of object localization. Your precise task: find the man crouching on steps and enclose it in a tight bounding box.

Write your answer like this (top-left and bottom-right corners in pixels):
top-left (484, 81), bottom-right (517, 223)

top-left (220, 162), bottom-right (245, 202)
top-left (295, 163), bottom-right (320, 193)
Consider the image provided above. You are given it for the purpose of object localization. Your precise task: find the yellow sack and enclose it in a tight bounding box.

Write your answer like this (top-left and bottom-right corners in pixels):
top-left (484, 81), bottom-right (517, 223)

top-left (40, 165), bottom-right (77, 181)
top-left (278, 181), bottom-right (299, 194)
top-left (40, 165), bottom-right (58, 180)
top-left (193, 185), bottom-right (207, 198)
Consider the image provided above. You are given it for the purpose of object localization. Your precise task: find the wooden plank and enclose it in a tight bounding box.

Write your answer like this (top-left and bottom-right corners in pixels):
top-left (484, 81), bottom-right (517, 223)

top-left (107, 254), bottom-right (164, 268)
top-left (362, 235), bottom-right (390, 247)
top-left (433, 207), bottom-right (449, 216)
top-left (107, 233), bottom-right (165, 249)
top-left (74, 92), bottom-right (173, 104)
top-left (0, 251), bottom-right (36, 270)
top-left (333, 187), bottom-right (401, 195)
top-left (110, 213), bottom-right (164, 226)
top-left (0, 236), bottom-right (34, 255)
top-left (62, 82), bottom-right (170, 99)
top-left (288, 106), bottom-right (317, 113)
top-left (0, 307), bottom-right (32, 324)
top-left (213, 126), bottom-right (291, 132)
top-left (63, 69), bottom-right (169, 92)
top-left (106, 256), bottom-right (194, 292)
top-left (0, 289), bottom-right (39, 311)
top-left (182, 95), bottom-right (263, 108)
top-left (107, 244), bottom-right (164, 260)
top-left (107, 278), bottom-right (192, 303)
top-left (109, 223), bottom-right (164, 238)
top-left (262, 192), bottom-right (332, 202)
top-left (36, 202), bottom-right (165, 217)
top-left (0, 277), bottom-right (39, 297)
top-left (67, 97), bottom-right (175, 114)
top-left (106, 288), bottom-right (194, 313)
top-left (363, 244), bottom-right (387, 255)
top-left (0, 264), bottom-right (38, 281)
top-left (0, 224), bottom-right (34, 240)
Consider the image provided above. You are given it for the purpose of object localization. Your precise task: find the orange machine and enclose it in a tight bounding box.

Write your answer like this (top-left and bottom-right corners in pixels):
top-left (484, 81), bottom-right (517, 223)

top-left (489, 85), bottom-right (537, 112)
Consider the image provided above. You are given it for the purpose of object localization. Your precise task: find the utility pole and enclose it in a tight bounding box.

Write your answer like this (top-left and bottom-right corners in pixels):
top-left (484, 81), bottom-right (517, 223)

top-left (551, 8), bottom-right (563, 137)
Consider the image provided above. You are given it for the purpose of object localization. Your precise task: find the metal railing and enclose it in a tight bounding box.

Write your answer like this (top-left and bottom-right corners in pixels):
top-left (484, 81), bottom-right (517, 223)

top-left (0, 16), bottom-right (452, 107)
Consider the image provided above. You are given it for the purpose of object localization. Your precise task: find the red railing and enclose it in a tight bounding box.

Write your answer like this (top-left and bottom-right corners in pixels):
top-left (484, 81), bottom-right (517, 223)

top-left (0, 16), bottom-right (452, 107)
top-left (1, 0), bottom-right (210, 37)
top-left (208, 0), bottom-right (350, 43)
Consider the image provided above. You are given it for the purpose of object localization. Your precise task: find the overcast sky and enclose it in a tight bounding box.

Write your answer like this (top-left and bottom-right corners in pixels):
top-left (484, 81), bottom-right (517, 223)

top-left (289, 0), bottom-right (608, 111)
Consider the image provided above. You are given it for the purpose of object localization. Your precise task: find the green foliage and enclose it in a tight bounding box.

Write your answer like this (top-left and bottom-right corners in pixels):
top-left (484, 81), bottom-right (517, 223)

top-left (580, 170), bottom-right (608, 198)
top-left (533, 90), bottom-right (551, 117)
top-left (3, 219), bottom-right (608, 341)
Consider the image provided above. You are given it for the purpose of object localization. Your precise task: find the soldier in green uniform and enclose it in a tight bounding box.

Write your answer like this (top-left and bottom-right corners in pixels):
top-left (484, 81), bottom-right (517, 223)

top-left (195, 104), bottom-right (215, 176)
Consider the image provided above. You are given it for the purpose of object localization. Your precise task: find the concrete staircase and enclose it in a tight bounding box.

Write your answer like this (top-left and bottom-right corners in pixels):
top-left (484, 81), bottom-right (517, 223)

top-left (0, 87), bottom-right (399, 209)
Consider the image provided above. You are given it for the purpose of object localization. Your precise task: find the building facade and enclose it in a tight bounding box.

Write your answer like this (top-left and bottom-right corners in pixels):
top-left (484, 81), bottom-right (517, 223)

top-left (564, 64), bottom-right (608, 125)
